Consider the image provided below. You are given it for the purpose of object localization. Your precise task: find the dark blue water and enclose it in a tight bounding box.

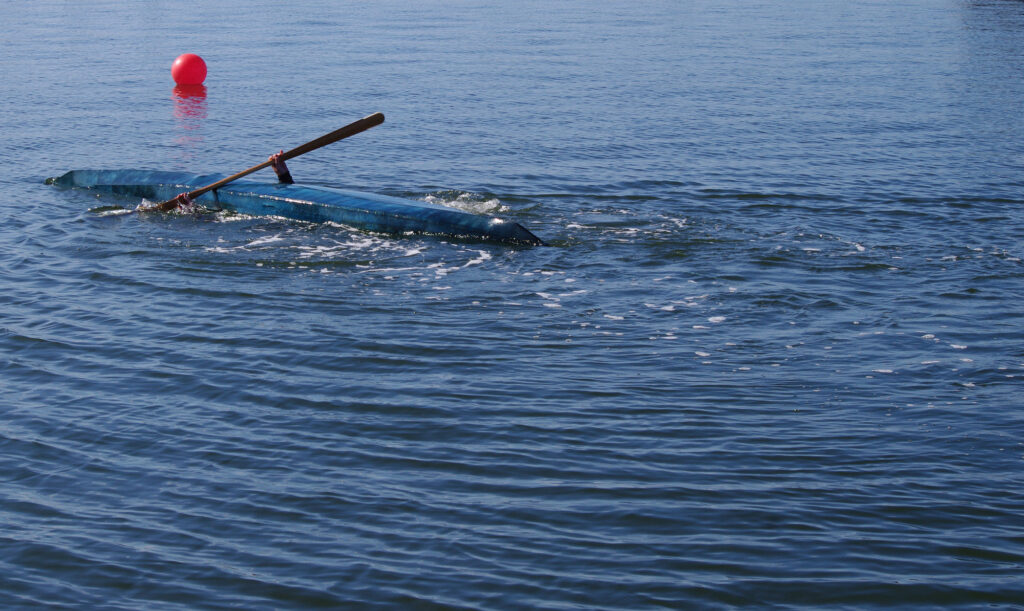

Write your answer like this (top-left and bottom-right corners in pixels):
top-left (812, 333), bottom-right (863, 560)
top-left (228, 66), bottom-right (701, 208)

top-left (3, 1), bottom-right (1024, 608)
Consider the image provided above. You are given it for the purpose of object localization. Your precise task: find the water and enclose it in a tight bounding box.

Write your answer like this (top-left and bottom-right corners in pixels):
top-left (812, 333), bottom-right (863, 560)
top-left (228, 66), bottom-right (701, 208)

top-left (3, 0), bottom-right (1024, 608)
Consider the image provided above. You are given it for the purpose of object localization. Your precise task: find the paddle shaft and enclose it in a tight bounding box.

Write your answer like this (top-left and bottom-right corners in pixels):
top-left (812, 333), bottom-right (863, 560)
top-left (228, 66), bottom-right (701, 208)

top-left (156, 112), bottom-right (384, 211)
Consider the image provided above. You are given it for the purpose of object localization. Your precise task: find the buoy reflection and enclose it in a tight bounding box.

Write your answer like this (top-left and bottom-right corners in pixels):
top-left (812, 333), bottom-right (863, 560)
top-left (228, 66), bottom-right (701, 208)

top-left (172, 84), bottom-right (207, 123)
top-left (172, 84), bottom-right (206, 154)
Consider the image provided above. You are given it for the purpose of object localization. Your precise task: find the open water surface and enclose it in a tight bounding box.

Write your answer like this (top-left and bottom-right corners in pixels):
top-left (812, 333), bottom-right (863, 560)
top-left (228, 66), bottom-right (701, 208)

top-left (2, 1), bottom-right (1024, 608)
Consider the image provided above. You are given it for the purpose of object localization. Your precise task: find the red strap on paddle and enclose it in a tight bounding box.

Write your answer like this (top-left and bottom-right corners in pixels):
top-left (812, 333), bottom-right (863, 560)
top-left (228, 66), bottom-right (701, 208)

top-left (174, 191), bottom-right (195, 211)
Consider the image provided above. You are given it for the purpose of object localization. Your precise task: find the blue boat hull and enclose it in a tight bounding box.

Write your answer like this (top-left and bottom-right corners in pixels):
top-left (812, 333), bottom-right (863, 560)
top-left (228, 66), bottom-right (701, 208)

top-left (50, 170), bottom-right (543, 245)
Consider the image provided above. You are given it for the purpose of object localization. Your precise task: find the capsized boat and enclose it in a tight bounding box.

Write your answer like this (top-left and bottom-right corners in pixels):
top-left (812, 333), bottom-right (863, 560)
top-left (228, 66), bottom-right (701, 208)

top-left (49, 169), bottom-right (544, 245)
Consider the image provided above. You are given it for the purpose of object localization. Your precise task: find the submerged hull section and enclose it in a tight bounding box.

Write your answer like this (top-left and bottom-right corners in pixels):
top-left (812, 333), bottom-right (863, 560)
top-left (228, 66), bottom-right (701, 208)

top-left (51, 170), bottom-right (543, 245)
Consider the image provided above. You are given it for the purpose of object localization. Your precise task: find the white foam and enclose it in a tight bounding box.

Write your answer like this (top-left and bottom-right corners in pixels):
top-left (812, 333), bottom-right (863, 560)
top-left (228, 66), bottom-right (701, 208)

top-left (423, 193), bottom-right (507, 214)
top-left (247, 234), bottom-right (287, 247)
top-left (94, 207), bottom-right (133, 217)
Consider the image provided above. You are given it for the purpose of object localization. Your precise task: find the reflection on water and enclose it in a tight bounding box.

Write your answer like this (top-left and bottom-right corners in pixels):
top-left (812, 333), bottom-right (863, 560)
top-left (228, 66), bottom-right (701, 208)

top-left (172, 84), bottom-right (207, 151)
top-left (173, 84), bottom-right (207, 122)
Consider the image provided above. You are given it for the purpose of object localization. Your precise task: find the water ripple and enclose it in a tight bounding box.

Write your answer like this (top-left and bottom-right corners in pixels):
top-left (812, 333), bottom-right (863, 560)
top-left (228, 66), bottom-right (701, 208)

top-left (4, 0), bottom-right (1024, 608)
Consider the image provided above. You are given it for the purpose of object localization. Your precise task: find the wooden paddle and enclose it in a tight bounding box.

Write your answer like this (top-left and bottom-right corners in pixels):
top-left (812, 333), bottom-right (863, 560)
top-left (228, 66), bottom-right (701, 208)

top-left (154, 111), bottom-right (385, 211)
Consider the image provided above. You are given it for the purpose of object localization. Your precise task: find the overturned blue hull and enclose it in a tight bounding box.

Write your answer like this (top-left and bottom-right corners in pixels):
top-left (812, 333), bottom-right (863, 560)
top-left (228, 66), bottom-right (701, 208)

top-left (50, 169), bottom-right (543, 245)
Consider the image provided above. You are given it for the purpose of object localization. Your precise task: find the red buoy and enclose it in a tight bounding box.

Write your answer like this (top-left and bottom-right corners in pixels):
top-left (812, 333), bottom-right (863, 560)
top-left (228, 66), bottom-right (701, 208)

top-left (171, 53), bottom-right (207, 85)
